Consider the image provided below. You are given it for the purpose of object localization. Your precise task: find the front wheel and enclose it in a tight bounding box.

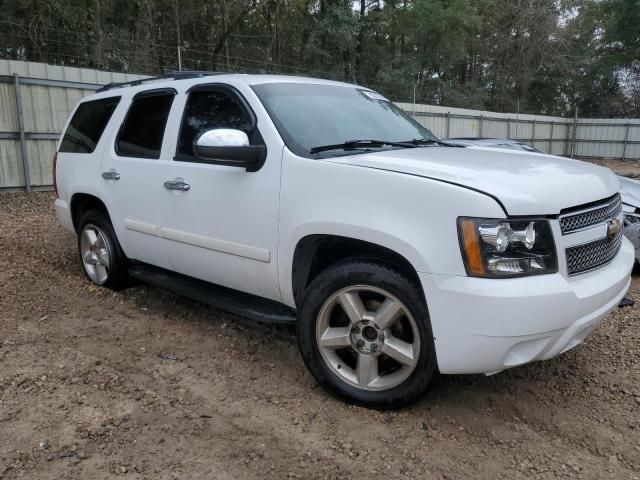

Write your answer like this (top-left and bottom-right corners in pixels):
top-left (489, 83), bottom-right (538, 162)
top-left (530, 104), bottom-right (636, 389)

top-left (297, 259), bottom-right (438, 409)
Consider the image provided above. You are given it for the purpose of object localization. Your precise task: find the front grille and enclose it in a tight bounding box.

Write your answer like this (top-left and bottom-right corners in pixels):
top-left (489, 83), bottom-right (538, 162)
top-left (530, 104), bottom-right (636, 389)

top-left (559, 194), bottom-right (621, 235)
top-left (566, 229), bottom-right (623, 275)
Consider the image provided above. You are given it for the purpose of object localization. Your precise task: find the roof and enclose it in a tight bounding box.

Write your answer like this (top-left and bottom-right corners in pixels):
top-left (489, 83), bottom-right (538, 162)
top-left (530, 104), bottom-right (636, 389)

top-left (88, 71), bottom-right (361, 101)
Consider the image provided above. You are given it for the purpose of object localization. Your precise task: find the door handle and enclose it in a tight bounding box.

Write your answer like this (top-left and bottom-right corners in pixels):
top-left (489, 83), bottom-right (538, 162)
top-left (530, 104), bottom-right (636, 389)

top-left (101, 169), bottom-right (120, 180)
top-left (164, 179), bottom-right (190, 191)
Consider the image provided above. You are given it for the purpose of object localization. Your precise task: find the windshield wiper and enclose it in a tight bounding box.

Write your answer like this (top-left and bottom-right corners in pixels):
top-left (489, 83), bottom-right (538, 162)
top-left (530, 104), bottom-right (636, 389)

top-left (404, 138), bottom-right (465, 147)
top-left (309, 139), bottom-right (417, 154)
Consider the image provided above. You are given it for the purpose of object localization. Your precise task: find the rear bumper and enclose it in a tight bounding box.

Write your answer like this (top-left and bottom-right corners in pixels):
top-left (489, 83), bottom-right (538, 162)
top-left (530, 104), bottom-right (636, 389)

top-left (54, 198), bottom-right (75, 233)
top-left (420, 237), bottom-right (634, 374)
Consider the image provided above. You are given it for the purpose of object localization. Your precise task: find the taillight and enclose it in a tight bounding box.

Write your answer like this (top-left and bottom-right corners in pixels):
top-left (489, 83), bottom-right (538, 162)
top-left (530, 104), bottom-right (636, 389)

top-left (53, 152), bottom-right (58, 198)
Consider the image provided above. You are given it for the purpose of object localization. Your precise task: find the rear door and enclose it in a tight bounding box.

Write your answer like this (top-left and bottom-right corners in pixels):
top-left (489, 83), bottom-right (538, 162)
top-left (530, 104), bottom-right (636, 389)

top-left (100, 88), bottom-right (177, 269)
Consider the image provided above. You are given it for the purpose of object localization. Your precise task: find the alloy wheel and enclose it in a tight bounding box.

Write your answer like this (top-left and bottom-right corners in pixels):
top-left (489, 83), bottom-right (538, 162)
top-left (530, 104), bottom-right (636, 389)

top-left (79, 223), bottom-right (111, 285)
top-left (315, 285), bottom-right (421, 391)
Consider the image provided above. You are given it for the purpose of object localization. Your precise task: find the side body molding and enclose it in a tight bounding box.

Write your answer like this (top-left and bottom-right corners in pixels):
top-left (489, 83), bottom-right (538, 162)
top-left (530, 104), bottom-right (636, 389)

top-left (123, 219), bottom-right (271, 263)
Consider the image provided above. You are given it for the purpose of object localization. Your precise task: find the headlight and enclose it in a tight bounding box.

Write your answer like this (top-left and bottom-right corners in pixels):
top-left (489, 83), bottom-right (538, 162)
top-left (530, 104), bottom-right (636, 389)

top-left (458, 217), bottom-right (557, 277)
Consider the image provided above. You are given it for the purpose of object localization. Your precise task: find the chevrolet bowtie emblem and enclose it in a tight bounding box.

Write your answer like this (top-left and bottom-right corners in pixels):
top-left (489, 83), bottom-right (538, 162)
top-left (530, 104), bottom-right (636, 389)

top-left (607, 218), bottom-right (622, 238)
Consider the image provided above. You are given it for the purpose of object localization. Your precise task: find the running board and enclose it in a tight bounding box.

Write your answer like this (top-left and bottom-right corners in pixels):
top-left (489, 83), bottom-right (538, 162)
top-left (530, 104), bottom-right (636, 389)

top-left (127, 264), bottom-right (297, 325)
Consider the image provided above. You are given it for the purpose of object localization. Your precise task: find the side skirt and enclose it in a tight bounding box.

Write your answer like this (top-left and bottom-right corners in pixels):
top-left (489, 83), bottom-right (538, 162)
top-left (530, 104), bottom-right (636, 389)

top-left (127, 264), bottom-right (297, 325)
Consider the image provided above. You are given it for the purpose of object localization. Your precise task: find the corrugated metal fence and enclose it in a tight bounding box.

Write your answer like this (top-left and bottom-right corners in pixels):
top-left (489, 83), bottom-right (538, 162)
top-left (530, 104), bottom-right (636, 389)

top-left (397, 103), bottom-right (640, 160)
top-left (1, 60), bottom-right (640, 191)
top-left (0, 60), bottom-right (143, 191)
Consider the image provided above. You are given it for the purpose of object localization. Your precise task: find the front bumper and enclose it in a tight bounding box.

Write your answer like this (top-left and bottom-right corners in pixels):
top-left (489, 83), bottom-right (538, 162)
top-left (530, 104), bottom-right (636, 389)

top-left (420, 237), bottom-right (634, 374)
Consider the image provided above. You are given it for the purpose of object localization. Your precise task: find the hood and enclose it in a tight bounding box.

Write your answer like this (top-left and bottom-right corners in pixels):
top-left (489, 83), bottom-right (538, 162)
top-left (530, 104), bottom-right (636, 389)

top-left (329, 146), bottom-right (620, 216)
top-left (619, 175), bottom-right (640, 208)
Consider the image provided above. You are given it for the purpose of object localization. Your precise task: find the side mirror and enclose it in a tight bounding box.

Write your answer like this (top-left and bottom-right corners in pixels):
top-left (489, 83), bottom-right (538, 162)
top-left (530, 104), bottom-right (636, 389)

top-left (193, 128), bottom-right (266, 171)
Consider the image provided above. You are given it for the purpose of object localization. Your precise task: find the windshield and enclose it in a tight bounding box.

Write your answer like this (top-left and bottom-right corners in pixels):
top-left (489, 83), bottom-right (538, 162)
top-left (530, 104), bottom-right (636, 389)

top-left (251, 82), bottom-right (438, 158)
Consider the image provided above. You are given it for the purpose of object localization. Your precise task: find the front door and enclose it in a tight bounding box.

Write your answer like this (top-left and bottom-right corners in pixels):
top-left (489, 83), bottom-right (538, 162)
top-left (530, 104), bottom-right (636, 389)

top-left (161, 85), bottom-right (283, 302)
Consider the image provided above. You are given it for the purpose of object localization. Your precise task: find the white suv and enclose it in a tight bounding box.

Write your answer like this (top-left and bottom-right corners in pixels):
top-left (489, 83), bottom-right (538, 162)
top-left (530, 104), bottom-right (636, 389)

top-left (54, 72), bottom-right (634, 408)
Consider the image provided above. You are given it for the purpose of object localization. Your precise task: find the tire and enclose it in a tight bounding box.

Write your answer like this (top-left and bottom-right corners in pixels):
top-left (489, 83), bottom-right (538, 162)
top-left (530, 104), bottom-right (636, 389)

top-left (297, 259), bottom-right (438, 409)
top-left (77, 209), bottom-right (129, 290)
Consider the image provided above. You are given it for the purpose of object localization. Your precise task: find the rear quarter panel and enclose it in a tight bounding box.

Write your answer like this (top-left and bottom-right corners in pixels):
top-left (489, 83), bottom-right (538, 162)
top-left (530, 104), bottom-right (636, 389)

top-left (54, 94), bottom-right (128, 227)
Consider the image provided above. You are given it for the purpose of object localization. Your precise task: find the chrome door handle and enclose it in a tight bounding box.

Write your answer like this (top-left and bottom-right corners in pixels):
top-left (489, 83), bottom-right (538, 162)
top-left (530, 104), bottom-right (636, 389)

top-left (164, 179), bottom-right (190, 191)
top-left (101, 169), bottom-right (120, 180)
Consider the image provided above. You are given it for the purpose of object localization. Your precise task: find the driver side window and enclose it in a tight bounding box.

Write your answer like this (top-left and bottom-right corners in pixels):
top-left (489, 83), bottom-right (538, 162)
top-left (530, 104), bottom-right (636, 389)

top-left (176, 89), bottom-right (253, 160)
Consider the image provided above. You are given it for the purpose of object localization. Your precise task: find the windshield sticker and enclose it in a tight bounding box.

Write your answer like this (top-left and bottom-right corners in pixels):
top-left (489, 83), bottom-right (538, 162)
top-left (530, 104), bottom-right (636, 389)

top-left (359, 90), bottom-right (389, 102)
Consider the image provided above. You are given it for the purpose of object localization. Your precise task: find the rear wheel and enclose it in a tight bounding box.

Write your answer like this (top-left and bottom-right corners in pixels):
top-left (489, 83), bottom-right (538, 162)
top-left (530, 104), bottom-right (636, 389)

top-left (297, 259), bottom-right (437, 409)
top-left (77, 209), bottom-right (128, 290)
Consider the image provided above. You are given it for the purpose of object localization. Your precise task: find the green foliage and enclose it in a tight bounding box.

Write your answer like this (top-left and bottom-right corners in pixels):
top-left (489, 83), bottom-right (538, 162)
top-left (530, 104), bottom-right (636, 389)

top-left (0, 0), bottom-right (637, 117)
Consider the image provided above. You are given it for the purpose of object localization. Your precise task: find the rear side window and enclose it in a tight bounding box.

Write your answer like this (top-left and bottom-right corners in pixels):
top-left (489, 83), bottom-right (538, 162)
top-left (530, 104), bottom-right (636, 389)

top-left (59, 97), bottom-right (120, 154)
top-left (116, 91), bottom-right (175, 159)
top-left (176, 90), bottom-right (253, 159)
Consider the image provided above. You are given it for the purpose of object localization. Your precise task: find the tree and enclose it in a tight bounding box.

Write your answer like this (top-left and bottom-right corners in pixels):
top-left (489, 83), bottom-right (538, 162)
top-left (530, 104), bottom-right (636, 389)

top-left (0, 0), bottom-right (638, 116)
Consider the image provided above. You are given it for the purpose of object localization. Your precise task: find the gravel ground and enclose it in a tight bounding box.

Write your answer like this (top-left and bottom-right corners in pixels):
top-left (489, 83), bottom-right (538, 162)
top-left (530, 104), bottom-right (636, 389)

top-left (1, 192), bottom-right (639, 480)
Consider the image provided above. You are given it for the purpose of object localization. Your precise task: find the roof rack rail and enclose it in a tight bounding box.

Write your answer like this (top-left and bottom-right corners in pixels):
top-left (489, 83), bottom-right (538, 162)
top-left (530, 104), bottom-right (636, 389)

top-left (95, 70), bottom-right (223, 93)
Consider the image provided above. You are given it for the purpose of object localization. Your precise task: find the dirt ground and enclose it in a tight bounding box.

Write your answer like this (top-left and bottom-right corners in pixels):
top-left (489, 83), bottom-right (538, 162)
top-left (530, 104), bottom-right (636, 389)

top-left (1, 192), bottom-right (639, 480)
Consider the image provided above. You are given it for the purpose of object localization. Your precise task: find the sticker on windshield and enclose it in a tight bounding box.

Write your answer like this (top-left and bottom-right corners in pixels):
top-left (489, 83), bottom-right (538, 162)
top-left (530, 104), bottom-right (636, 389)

top-left (359, 90), bottom-right (389, 102)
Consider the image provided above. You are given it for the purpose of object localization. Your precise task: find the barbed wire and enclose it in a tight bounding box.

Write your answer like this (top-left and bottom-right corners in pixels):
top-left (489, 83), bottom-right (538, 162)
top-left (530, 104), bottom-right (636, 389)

top-left (0, 20), bottom-right (398, 89)
top-left (5, 22), bottom-right (616, 116)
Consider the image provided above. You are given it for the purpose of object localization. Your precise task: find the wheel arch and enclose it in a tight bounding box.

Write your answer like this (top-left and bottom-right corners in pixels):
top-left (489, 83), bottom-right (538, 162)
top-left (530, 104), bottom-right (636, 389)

top-left (70, 193), bottom-right (111, 233)
top-left (290, 234), bottom-right (424, 308)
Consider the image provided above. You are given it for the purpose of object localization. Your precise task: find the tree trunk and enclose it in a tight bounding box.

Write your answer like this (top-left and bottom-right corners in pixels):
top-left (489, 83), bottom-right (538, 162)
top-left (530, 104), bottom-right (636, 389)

top-left (355, 0), bottom-right (366, 82)
top-left (93, 0), bottom-right (103, 68)
top-left (174, 0), bottom-right (182, 71)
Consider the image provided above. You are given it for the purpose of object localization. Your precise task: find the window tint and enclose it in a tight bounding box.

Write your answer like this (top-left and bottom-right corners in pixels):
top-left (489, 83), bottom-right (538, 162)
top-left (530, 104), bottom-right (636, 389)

top-left (177, 90), bottom-right (252, 159)
top-left (59, 97), bottom-right (120, 153)
top-left (117, 92), bottom-right (175, 159)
